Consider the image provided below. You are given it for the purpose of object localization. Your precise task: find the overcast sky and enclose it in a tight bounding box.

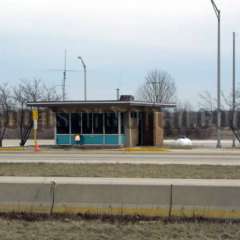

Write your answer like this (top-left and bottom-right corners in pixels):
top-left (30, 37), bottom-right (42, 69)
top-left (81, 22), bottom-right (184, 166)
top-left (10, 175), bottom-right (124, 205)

top-left (0, 0), bottom-right (239, 107)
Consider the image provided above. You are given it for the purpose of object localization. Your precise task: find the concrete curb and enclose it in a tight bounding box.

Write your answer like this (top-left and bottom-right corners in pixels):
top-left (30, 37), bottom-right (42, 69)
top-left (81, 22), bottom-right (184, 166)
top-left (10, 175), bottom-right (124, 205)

top-left (0, 147), bottom-right (25, 152)
top-left (0, 177), bottom-right (240, 219)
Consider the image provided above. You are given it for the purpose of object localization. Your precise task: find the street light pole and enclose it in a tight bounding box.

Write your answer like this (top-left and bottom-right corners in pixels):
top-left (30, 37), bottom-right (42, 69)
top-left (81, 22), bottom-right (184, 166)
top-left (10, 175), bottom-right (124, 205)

top-left (210, 0), bottom-right (221, 148)
top-left (77, 56), bottom-right (87, 101)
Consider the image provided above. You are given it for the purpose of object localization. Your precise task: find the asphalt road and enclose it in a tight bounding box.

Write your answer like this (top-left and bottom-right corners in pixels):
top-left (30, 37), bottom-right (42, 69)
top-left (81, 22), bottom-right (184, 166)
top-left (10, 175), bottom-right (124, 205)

top-left (0, 150), bottom-right (239, 165)
top-left (2, 139), bottom-right (240, 148)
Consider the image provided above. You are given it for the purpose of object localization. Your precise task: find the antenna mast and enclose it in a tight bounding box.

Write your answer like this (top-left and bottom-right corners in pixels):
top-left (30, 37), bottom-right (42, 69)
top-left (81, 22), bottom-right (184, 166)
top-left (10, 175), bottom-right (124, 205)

top-left (62, 49), bottom-right (67, 101)
top-left (47, 50), bottom-right (79, 101)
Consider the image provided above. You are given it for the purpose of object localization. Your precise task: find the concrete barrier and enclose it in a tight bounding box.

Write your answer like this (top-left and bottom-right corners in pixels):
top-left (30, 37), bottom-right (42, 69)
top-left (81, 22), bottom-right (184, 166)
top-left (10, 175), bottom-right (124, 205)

top-left (0, 178), bottom-right (53, 213)
top-left (0, 177), bottom-right (240, 219)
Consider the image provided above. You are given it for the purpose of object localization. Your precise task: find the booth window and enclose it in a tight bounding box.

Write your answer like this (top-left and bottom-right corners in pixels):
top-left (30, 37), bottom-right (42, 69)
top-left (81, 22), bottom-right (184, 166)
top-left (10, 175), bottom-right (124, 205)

top-left (82, 113), bottom-right (93, 134)
top-left (105, 113), bottom-right (118, 134)
top-left (93, 113), bottom-right (103, 134)
top-left (71, 113), bottom-right (82, 134)
top-left (56, 113), bottom-right (69, 134)
top-left (121, 113), bottom-right (124, 134)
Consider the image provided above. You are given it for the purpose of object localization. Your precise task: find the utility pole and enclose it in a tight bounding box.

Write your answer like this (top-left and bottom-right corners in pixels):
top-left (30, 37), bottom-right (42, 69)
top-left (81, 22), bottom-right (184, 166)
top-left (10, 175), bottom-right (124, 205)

top-left (77, 56), bottom-right (87, 101)
top-left (210, 0), bottom-right (222, 148)
top-left (232, 32), bottom-right (236, 147)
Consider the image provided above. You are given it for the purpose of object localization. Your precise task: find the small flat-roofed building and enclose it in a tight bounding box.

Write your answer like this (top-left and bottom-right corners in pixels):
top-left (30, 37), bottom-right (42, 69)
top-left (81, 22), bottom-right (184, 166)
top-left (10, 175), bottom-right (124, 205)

top-left (28, 98), bottom-right (175, 147)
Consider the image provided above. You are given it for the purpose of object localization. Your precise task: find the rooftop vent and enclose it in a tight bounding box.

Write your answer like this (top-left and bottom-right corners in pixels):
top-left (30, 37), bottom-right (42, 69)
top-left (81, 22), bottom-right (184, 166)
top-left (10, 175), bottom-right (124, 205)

top-left (119, 95), bottom-right (135, 101)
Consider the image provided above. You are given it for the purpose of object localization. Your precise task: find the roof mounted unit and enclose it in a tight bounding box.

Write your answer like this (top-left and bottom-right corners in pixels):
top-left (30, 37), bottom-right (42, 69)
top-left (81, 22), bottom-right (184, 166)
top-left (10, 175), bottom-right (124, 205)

top-left (120, 95), bottom-right (135, 101)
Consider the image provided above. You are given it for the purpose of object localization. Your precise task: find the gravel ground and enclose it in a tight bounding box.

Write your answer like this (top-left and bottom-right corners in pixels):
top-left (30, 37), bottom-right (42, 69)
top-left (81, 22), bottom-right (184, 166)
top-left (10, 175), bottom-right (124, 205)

top-left (0, 163), bottom-right (240, 179)
top-left (0, 218), bottom-right (240, 240)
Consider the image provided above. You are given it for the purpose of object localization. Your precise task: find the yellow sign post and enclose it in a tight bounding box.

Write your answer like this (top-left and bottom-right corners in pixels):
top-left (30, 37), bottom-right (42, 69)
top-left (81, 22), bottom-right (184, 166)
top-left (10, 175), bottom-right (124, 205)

top-left (32, 109), bottom-right (39, 152)
top-left (32, 109), bottom-right (38, 121)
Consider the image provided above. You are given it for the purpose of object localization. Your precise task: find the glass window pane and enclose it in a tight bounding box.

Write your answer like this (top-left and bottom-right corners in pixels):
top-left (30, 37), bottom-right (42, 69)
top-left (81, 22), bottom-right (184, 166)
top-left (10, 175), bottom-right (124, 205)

top-left (121, 113), bottom-right (124, 134)
top-left (71, 113), bottom-right (82, 134)
top-left (93, 113), bottom-right (103, 134)
top-left (56, 113), bottom-right (69, 134)
top-left (105, 113), bottom-right (118, 134)
top-left (82, 113), bottom-right (92, 134)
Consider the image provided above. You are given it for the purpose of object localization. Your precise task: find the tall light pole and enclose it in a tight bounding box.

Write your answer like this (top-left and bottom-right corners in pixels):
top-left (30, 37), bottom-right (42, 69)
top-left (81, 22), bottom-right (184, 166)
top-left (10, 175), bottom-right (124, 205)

top-left (232, 32), bottom-right (236, 147)
top-left (77, 56), bottom-right (87, 101)
top-left (210, 0), bottom-right (221, 148)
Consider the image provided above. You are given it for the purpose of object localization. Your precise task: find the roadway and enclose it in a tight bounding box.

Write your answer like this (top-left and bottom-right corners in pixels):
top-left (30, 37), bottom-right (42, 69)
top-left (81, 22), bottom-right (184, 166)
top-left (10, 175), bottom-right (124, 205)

top-left (0, 149), bottom-right (239, 165)
top-left (2, 139), bottom-right (240, 148)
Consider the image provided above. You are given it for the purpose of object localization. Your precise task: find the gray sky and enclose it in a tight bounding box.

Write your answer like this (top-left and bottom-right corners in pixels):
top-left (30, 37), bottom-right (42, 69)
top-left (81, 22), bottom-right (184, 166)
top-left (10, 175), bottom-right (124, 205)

top-left (0, 0), bottom-right (239, 107)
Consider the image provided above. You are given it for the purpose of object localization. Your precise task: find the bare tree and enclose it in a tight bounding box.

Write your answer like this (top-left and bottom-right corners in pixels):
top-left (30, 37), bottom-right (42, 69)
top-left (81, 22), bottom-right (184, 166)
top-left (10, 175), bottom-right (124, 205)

top-left (13, 78), bottom-right (61, 146)
top-left (176, 100), bottom-right (193, 112)
top-left (198, 91), bottom-right (216, 112)
top-left (221, 86), bottom-right (240, 141)
top-left (0, 84), bottom-right (12, 147)
top-left (137, 69), bottom-right (176, 103)
top-left (198, 88), bottom-right (240, 112)
top-left (222, 87), bottom-right (240, 111)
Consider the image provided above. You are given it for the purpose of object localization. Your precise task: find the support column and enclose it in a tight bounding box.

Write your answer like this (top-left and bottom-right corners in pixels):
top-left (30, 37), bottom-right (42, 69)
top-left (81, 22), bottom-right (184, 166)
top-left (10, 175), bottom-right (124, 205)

top-left (69, 112), bottom-right (71, 145)
top-left (118, 112), bottom-right (121, 145)
top-left (125, 111), bottom-right (132, 147)
top-left (80, 112), bottom-right (83, 134)
top-left (103, 113), bottom-right (105, 145)
top-left (54, 112), bottom-right (57, 145)
top-left (153, 112), bottom-right (164, 146)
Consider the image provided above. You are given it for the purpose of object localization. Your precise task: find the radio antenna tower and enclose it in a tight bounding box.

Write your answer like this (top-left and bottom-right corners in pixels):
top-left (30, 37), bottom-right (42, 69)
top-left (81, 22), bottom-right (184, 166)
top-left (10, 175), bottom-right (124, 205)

top-left (47, 49), bottom-right (79, 101)
top-left (62, 49), bottom-right (67, 101)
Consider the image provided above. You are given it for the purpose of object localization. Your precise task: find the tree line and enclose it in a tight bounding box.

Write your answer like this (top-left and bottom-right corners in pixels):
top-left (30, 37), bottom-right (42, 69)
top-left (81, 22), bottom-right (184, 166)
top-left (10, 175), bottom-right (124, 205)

top-left (0, 79), bottom-right (60, 147)
top-left (138, 69), bottom-right (240, 112)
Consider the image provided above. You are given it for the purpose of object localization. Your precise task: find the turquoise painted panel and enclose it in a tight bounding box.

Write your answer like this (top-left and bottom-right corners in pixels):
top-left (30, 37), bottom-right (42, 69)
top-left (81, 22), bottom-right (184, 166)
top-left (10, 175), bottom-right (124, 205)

top-left (82, 135), bottom-right (104, 145)
top-left (70, 135), bottom-right (104, 145)
top-left (57, 134), bottom-right (126, 145)
top-left (105, 135), bottom-right (119, 145)
top-left (119, 135), bottom-right (126, 145)
top-left (56, 135), bottom-right (71, 145)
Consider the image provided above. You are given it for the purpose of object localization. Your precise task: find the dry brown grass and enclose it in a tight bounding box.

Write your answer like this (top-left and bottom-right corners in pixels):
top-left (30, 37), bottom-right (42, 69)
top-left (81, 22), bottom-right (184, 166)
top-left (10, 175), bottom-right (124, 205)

top-left (0, 163), bottom-right (239, 179)
top-left (0, 218), bottom-right (239, 240)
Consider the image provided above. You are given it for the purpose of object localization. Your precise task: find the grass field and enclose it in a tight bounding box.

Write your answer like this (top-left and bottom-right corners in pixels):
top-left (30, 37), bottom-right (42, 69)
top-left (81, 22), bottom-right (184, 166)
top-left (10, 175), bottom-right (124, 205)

top-left (0, 163), bottom-right (240, 179)
top-left (0, 218), bottom-right (239, 240)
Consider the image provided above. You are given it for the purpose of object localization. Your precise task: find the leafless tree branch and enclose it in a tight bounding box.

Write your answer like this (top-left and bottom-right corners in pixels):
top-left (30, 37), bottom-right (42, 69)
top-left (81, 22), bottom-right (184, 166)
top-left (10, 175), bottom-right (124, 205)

top-left (137, 69), bottom-right (176, 103)
top-left (13, 78), bottom-right (61, 146)
top-left (0, 84), bottom-right (12, 147)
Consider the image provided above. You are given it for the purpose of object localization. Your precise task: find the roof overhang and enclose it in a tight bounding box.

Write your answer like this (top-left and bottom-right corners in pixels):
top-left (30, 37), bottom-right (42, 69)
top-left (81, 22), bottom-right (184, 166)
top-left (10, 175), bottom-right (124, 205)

top-left (27, 100), bottom-right (176, 112)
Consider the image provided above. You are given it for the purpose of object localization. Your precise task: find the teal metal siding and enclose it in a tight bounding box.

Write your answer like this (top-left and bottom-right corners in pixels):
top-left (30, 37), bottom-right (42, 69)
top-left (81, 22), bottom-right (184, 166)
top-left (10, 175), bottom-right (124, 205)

top-left (81, 135), bottom-right (104, 145)
top-left (56, 134), bottom-right (125, 145)
top-left (105, 135), bottom-right (118, 145)
top-left (56, 134), bottom-right (71, 145)
top-left (119, 135), bottom-right (126, 145)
